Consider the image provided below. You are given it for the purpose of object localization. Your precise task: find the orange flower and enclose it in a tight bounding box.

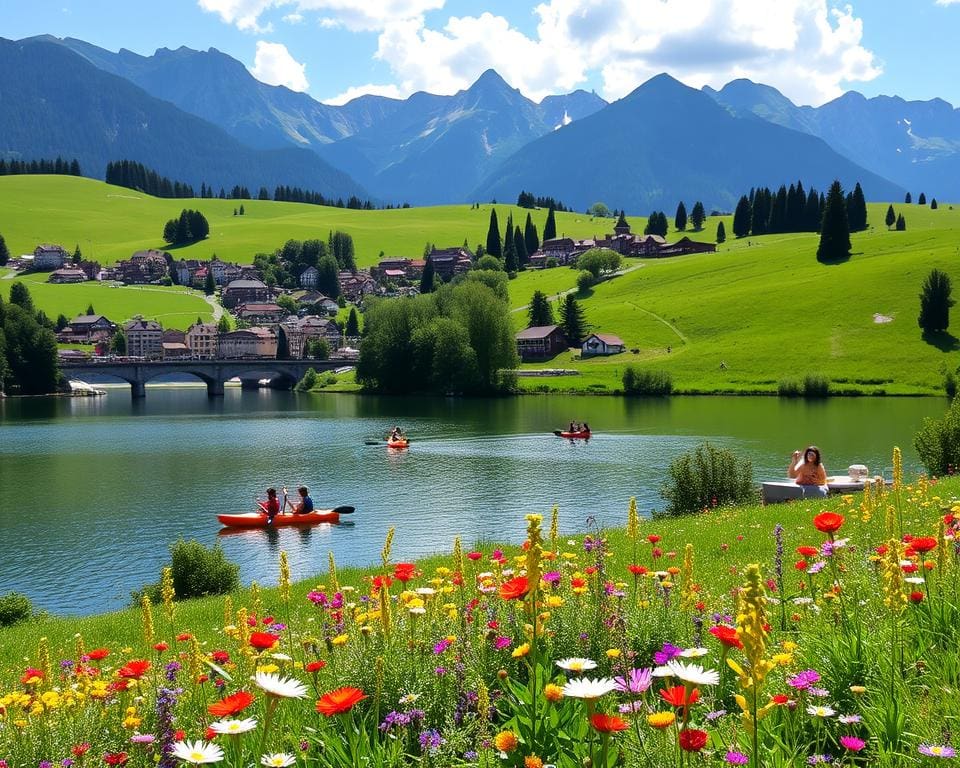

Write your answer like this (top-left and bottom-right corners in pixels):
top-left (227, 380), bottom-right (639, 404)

top-left (796, 546), bottom-right (819, 558)
top-left (499, 576), bottom-right (530, 601)
top-left (627, 564), bottom-right (648, 576)
top-left (117, 660), bottom-right (150, 679)
top-left (207, 690), bottom-right (255, 717)
top-left (87, 649), bottom-right (110, 661)
top-left (306, 660), bottom-right (326, 673)
top-left (316, 686), bottom-right (367, 716)
top-left (659, 685), bottom-right (700, 708)
top-left (493, 731), bottom-right (519, 753)
top-left (249, 632), bottom-right (279, 650)
top-left (590, 713), bottom-right (629, 733)
top-left (708, 624), bottom-right (743, 650)
top-left (813, 512), bottom-right (844, 534)
top-left (393, 563), bottom-right (416, 582)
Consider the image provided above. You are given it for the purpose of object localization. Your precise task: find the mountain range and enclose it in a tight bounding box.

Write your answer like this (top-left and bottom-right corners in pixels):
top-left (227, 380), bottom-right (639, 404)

top-left (6, 35), bottom-right (960, 210)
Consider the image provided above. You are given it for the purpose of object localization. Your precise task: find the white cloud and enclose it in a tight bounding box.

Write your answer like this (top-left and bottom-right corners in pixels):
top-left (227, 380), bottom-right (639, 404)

top-left (198, 0), bottom-right (281, 32)
top-left (198, 0), bottom-right (443, 33)
top-left (935, 0), bottom-right (960, 5)
top-left (250, 41), bottom-right (309, 91)
top-left (282, 12), bottom-right (304, 23)
top-left (322, 83), bottom-right (405, 105)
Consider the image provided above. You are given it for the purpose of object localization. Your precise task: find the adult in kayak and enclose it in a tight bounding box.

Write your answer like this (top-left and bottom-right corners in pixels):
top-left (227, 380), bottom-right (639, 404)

top-left (390, 425), bottom-right (405, 442)
top-left (286, 486), bottom-right (315, 515)
top-left (258, 487), bottom-right (281, 525)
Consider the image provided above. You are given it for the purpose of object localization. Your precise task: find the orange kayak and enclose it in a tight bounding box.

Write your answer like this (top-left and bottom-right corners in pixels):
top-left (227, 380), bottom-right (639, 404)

top-left (217, 509), bottom-right (344, 528)
top-left (556, 430), bottom-right (591, 439)
top-left (387, 439), bottom-right (409, 449)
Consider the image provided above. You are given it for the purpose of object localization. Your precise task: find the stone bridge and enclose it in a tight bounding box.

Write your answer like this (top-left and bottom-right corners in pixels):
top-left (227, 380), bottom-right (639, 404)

top-left (60, 359), bottom-right (348, 398)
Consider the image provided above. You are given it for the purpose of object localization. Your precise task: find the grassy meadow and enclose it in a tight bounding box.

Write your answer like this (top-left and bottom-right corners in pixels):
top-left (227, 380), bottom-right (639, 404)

top-left (0, 175), bottom-right (606, 268)
top-left (1, 465), bottom-right (958, 766)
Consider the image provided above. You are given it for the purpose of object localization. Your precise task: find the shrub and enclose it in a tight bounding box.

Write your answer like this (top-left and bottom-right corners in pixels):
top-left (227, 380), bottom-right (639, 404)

top-left (576, 270), bottom-right (595, 292)
top-left (545, 258), bottom-right (558, 268)
top-left (295, 367), bottom-right (318, 391)
top-left (915, 397), bottom-right (960, 475)
top-left (622, 366), bottom-right (672, 395)
top-left (138, 540), bottom-right (239, 603)
top-left (0, 592), bottom-right (32, 627)
top-left (946, 370), bottom-right (958, 400)
top-left (660, 442), bottom-right (754, 516)
top-left (778, 374), bottom-right (829, 397)
top-left (777, 378), bottom-right (802, 397)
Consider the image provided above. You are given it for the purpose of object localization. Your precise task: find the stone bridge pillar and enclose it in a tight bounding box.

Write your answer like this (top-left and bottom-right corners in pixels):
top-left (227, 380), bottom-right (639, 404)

top-left (131, 380), bottom-right (146, 398)
top-left (207, 379), bottom-right (225, 397)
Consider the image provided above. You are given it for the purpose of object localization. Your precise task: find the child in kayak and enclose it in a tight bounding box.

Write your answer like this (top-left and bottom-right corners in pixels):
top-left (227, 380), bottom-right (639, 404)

top-left (390, 426), bottom-right (405, 442)
top-left (259, 487), bottom-right (281, 525)
top-left (288, 486), bottom-right (315, 515)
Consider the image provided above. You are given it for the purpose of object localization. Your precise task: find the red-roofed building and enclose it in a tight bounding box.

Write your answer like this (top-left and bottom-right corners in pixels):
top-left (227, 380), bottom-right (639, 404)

top-left (515, 325), bottom-right (568, 361)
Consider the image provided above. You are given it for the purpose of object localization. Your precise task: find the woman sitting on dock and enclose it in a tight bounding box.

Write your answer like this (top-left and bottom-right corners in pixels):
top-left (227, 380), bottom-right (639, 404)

top-left (788, 446), bottom-right (828, 497)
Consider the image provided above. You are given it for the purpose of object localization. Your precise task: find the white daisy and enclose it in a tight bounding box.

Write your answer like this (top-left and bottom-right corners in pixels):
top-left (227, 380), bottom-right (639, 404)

top-left (653, 661), bottom-right (720, 686)
top-left (806, 705), bottom-right (836, 718)
top-left (905, 576), bottom-right (925, 584)
top-left (170, 740), bottom-right (225, 764)
top-left (562, 677), bottom-right (618, 700)
top-left (269, 653), bottom-right (293, 662)
top-left (555, 657), bottom-right (598, 673)
top-left (209, 718), bottom-right (257, 735)
top-left (408, 606), bottom-right (427, 615)
top-left (252, 672), bottom-right (308, 699)
top-left (680, 647), bottom-right (709, 658)
top-left (415, 587), bottom-right (436, 596)
top-left (261, 754), bottom-right (296, 767)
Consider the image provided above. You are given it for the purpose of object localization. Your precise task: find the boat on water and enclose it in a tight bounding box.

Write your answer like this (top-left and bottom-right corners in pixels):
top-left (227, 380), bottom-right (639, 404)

top-left (554, 429), bottom-right (591, 439)
top-left (217, 506), bottom-right (353, 528)
top-left (387, 438), bottom-right (409, 449)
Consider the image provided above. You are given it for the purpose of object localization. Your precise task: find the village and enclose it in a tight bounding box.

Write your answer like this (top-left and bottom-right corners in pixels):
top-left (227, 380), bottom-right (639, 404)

top-left (10, 215), bottom-right (716, 365)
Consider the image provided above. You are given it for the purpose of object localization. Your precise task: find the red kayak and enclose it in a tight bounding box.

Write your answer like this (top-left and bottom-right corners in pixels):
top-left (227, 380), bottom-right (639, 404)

top-left (217, 506), bottom-right (352, 528)
top-left (555, 430), bottom-right (591, 439)
top-left (387, 439), bottom-right (409, 449)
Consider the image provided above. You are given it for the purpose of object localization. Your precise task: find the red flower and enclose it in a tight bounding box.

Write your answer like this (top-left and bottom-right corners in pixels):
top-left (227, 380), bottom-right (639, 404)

top-left (660, 686), bottom-right (700, 708)
top-left (570, 577), bottom-right (587, 589)
top-left (796, 545), bottom-right (819, 558)
top-left (205, 726), bottom-right (217, 740)
top-left (590, 713), bottom-right (629, 733)
top-left (771, 694), bottom-right (791, 705)
top-left (249, 632), bottom-right (279, 650)
top-left (647, 534), bottom-right (662, 544)
top-left (103, 753), bottom-right (129, 765)
top-left (117, 660), bottom-right (150, 679)
top-left (153, 643), bottom-right (168, 652)
top-left (902, 563), bottom-right (919, 574)
top-left (584, 566), bottom-right (598, 575)
top-left (910, 591), bottom-right (924, 604)
top-left (262, 616), bottom-right (274, 625)
top-left (306, 660), bottom-right (326, 673)
top-left (678, 729), bottom-right (708, 752)
top-left (174, 730), bottom-right (185, 741)
top-left (795, 560), bottom-right (809, 571)
top-left (372, 574), bottom-right (394, 591)
top-left (176, 633), bottom-right (192, 642)
top-left (499, 576), bottom-right (529, 601)
top-left (71, 744), bottom-right (91, 757)
top-left (87, 648), bottom-right (110, 661)
top-left (911, 537), bottom-right (938, 553)
top-left (211, 650), bottom-right (230, 664)
top-left (109, 680), bottom-right (132, 693)
top-left (875, 544), bottom-right (889, 556)
top-left (316, 686), bottom-right (367, 716)
top-left (467, 552), bottom-right (483, 561)
top-left (813, 512), bottom-right (844, 534)
top-left (628, 564), bottom-right (648, 576)
top-left (20, 667), bottom-right (44, 684)
top-left (207, 690), bottom-right (255, 717)
top-left (394, 563), bottom-right (416, 582)
top-left (709, 624), bottom-right (743, 650)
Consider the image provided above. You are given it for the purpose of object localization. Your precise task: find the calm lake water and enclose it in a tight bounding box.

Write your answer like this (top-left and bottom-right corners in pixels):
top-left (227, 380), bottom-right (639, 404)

top-left (0, 388), bottom-right (946, 615)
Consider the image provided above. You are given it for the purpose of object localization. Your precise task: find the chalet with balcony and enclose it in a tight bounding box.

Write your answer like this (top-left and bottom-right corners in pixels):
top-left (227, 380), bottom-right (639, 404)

top-left (515, 325), bottom-right (568, 361)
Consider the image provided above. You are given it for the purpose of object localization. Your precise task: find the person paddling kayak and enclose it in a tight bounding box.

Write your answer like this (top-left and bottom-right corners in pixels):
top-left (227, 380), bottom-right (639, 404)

top-left (258, 487), bottom-right (281, 525)
top-left (286, 486), bottom-right (315, 515)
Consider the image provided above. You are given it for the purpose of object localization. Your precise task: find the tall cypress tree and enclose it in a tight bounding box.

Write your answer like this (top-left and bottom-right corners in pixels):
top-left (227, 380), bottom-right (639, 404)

top-left (885, 205), bottom-right (896, 229)
top-left (919, 192), bottom-right (927, 205)
top-left (896, 213), bottom-right (907, 231)
top-left (732, 196), bottom-right (752, 238)
top-left (419, 256), bottom-right (435, 294)
top-left (849, 182), bottom-right (868, 231)
top-left (503, 214), bottom-right (518, 272)
top-left (0, 233), bottom-right (9, 267)
top-left (804, 189), bottom-right (821, 231)
top-left (486, 209), bottom-right (502, 258)
top-left (674, 201), bottom-right (688, 231)
top-left (690, 201), bottom-right (705, 231)
top-left (543, 205), bottom-right (557, 241)
top-left (816, 180), bottom-right (851, 263)
top-left (918, 268), bottom-right (954, 334)
top-left (524, 212), bottom-right (539, 255)
top-left (716, 221), bottom-right (726, 244)
top-left (905, 192), bottom-right (912, 204)
top-left (346, 307), bottom-right (360, 336)
top-left (514, 225), bottom-right (528, 268)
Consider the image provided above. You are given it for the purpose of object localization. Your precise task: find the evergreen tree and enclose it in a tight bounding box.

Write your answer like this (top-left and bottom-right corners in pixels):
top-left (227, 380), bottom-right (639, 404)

top-left (85, 303), bottom-right (95, 315)
top-left (918, 268), bottom-right (955, 334)
top-left (848, 182), bottom-right (868, 231)
top-left (896, 213), bottom-right (907, 231)
top-left (239, 204), bottom-right (245, 216)
top-left (419, 256), bottom-right (436, 294)
top-left (9, 282), bottom-right (33, 313)
top-left (175, 210), bottom-right (192, 243)
top-left (905, 192), bottom-right (913, 204)
top-left (72, 244), bottom-right (82, 264)
top-left (919, 192), bottom-right (927, 205)
top-left (346, 307), bottom-right (360, 337)
top-left (804, 188), bottom-right (822, 231)
top-left (203, 271), bottom-right (216, 296)
top-left (0, 233), bottom-right (9, 267)
top-left (528, 290), bottom-right (554, 327)
top-left (816, 180), bottom-right (851, 263)
top-left (316, 255), bottom-right (341, 299)
top-left (690, 201), bottom-right (706, 231)
top-left (217, 315), bottom-right (231, 333)
top-left (503, 221), bottom-right (518, 273)
top-left (674, 201), bottom-right (687, 232)
top-left (55, 313), bottom-right (69, 331)
top-left (932, 198), bottom-right (939, 210)
top-left (543, 205), bottom-right (557, 241)
top-left (716, 221), bottom-right (726, 244)
top-left (524, 212), bottom-right (539, 256)
top-left (732, 196), bottom-right (752, 238)
top-left (560, 294), bottom-right (586, 345)
top-left (276, 327), bottom-right (290, 360)
top-left (885, 204), bottom-right (896, 229)
top-left (486, 209), bottom-right (502, 258)
top-left (513, 225), bottom-right (527, 268)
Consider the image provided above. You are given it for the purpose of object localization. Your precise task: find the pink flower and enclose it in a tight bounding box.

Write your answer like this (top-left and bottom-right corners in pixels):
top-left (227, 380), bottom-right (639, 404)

top-left (840, 736), bottom-right (865, 752)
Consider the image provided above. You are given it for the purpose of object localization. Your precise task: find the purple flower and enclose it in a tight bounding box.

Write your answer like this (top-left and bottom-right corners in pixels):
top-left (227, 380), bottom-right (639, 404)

top-left (61, 760), bottom-right (74, 768)
top-left (618, 701), bottom-right (646, 714)
top-left (808, 687), bottom-right (830, 698)
top-left (59, 660), bottom-right (74, 670)
top-left (919, 745), bottom-right (957, 758)
top-left (614, 668), bottom-right (652, 695)
top-left (164, 661), bottom-right (181, 681)
top-left (706, 709), bottom-right (728, 721)
top-left (821, 541), bottom-right (834, 557)
top-left (493, 636), bottom-right (511, 650)
top-left (419, 729), bottom-right (444, 752)
top-left (788, 670), bottom-right (822, 690)
top-left (463, 751), bottom-right (478, 761)
top-left (40, 761), bottom-right (53, 768)
top-left (838, 714), bottom-right (862, 724)
top-left (653, 643), bottom-right (683, 665)
top-left (840, 736), bottom-right (865, 752)
top-left (543, 571), bottom-right (561, 584)
top-left (435, 667), bottom-right (447, 676)
top-left (726, 752), bottom-right (750, 765)
top-left (807, 561), bottom-right (827, 575)
top-left (131, 734), bottom-right (156, 744)
top-left (807, 755), bottom-right (832, 765)
top-left (434, 638), bottom-right (451, 654)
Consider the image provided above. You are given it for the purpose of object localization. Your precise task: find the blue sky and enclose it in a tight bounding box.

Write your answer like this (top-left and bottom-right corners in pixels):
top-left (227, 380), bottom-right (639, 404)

top-left (4, 0), bottom-right (959, 107)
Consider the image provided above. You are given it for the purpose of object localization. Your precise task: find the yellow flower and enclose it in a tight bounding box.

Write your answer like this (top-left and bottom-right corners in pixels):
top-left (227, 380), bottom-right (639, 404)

top-left (647, 711), bottom-right (676, 729)
top-left (606, 649), bottom-right (621, 659)
top-left (849, 685), bottom-right (866, 695)
top-left (772, 653), bottom-right (793, 666)
top-left (543, 684), bottom-right (564, 702)
top-left (546, 595), bottom-right (565, 608)
top-left (494, 730), bottom-right (519, 753)
top-left (331, 634), bottom-right (349, 647)
top-left (256, 663), bottom-right (280, 674)
top-left (512, 643), bottom-right (531, 659)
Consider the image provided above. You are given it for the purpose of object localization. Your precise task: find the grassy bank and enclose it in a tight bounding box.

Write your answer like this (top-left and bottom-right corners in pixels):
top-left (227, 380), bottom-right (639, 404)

top-left (2, 462), bottom-right (958, 766)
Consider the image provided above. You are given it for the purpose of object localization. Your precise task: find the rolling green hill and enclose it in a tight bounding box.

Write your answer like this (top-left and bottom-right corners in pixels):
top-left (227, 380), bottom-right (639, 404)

top-left (0, 175), bottom-right (604, 267)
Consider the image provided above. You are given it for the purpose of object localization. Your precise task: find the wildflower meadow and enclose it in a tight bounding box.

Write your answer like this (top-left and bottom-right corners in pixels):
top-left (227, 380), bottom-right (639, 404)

top-left (2, 448), bottom-right (959, 767)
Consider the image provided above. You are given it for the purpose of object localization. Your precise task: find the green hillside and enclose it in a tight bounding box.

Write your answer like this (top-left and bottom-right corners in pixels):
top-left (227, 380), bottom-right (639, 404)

top-left (514, 202), bottom-right (960, 395)
top-left (0, 175), bottom-right (606, 268)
